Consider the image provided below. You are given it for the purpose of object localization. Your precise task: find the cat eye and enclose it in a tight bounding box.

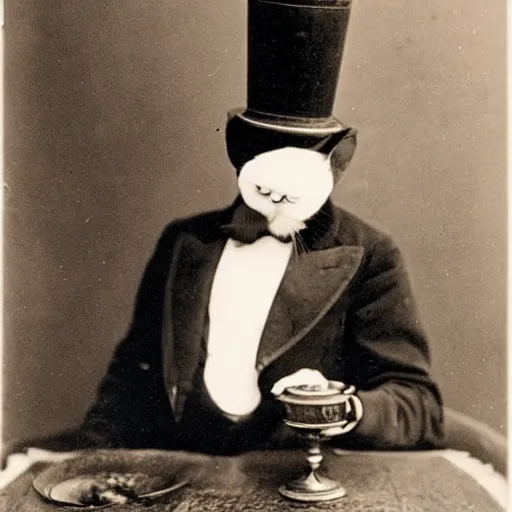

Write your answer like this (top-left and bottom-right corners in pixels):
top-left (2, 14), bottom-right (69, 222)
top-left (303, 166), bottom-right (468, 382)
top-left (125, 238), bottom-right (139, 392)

top-left (255, 186), bottom-right (298, 204)
top-left (256, 186), bottom-right (271, 196)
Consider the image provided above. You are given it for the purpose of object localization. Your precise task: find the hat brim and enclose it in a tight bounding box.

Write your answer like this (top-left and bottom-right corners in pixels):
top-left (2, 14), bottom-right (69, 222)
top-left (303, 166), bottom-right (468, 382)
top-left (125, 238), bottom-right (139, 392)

top-left (234, 108), bottom-right (345, 135)
top-left (225, 109), bottom-right (355, 173)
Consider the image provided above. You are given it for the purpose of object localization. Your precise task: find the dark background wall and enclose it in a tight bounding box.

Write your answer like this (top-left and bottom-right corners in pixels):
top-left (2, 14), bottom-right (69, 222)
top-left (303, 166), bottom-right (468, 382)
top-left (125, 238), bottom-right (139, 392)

top-left (4, 0), bottom-right (506, 445)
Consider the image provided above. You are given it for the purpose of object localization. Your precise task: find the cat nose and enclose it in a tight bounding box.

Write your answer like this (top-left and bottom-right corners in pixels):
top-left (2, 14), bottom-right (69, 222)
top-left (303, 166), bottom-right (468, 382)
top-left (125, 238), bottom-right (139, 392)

top-left (270, 192), bottom-right (284, 203)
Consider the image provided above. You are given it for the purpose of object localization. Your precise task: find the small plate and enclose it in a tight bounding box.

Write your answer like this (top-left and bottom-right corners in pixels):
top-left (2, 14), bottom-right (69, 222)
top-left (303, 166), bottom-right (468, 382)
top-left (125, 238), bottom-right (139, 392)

top-left (33, 450), bottom-right (200, 509)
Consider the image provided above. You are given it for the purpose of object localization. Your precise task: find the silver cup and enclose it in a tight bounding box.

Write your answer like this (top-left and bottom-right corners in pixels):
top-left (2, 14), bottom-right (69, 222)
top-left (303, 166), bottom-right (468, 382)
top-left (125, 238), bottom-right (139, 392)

top-left (276, 381), bottom-right (357, 502)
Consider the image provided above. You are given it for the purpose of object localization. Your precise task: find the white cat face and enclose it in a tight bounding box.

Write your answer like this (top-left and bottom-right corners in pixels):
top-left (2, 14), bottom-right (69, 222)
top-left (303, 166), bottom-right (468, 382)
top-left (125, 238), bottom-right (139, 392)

top-left (238, 147), bottom-right (334, 238)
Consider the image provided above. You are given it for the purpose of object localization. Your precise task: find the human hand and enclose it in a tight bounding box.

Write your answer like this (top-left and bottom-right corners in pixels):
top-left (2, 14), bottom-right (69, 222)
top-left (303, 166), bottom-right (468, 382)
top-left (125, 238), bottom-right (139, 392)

top-left (271, 368), bottom-right (329, 396)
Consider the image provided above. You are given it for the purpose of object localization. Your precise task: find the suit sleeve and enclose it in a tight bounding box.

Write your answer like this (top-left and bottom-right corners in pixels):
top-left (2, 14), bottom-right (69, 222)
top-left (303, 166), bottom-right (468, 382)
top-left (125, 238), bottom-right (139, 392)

top-left (339, 235), bottom-right (445, 449)
top-left (77, 222), bottom-right (181, 449)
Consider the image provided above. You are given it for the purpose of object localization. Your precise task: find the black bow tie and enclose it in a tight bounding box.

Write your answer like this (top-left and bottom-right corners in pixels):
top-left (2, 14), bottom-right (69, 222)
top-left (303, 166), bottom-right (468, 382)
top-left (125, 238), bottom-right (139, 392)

top-left (221, 202), bottom-right (293, 244)
top-left (220, 198), bottom-right (334, 249)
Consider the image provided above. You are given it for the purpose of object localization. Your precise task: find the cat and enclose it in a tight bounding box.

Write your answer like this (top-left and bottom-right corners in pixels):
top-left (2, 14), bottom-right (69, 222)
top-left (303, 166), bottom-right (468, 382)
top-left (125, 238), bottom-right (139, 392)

top-left (221, 127), bottom-right (357, 251)
top-left (237, 146), bottom-right (334, 241)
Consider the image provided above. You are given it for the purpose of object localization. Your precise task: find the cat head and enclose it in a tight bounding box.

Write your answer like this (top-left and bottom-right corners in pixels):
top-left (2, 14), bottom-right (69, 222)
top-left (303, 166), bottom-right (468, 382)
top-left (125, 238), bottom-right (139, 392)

top-left (226, 113), bottom-right (358, 183)
top-left (238, 147), bottom-right (334, 239)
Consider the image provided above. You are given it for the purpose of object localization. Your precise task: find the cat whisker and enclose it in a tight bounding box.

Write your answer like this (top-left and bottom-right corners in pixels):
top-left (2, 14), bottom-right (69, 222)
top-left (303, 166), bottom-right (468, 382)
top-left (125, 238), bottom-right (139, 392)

top-left (288, 227), bottom-right (301, 257)
top-left (282, 216), bottom-right (308, 255)
top-left (276, 214), bottom-right (295, 248)
top-left (283, 214), bottom-right (311, 255)
top-left (269, 210), bottom-right (318, 255)
top-left (296, 232), bottom-right (309, 255)
top-left (272, 214), bottom-right (301, 255)
top-left (291, 234), bottom-right (300, 259)
top-left (293, 236), bottom-right (301, 256)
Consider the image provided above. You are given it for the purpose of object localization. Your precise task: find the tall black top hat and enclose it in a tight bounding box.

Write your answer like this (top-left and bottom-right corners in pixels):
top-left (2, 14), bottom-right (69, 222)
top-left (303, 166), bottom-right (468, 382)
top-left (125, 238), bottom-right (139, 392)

top-left (226, 0), bottom-right (357, 173)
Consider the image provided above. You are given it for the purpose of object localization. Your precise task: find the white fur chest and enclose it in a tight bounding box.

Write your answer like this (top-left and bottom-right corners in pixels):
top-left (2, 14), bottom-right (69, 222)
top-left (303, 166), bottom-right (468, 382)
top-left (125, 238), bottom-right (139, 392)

top-left (204, 236), bottom-right (293, 416)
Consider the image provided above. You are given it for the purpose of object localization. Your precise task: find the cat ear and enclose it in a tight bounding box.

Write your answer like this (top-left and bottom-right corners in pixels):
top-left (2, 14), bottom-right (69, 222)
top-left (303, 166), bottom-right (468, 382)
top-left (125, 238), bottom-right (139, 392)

top-left (313, 127), bottom-right (358, 183)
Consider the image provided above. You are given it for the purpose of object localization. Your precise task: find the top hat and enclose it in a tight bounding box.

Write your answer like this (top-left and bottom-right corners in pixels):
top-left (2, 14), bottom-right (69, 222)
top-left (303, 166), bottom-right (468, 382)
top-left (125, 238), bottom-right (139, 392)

top-left (226, 0), bottom-right (356, 174)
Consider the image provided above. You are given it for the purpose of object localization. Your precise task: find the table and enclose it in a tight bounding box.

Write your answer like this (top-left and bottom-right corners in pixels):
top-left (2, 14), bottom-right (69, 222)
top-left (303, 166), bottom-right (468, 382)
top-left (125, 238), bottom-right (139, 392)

top-left (0, 448), bottom-right (506, 511)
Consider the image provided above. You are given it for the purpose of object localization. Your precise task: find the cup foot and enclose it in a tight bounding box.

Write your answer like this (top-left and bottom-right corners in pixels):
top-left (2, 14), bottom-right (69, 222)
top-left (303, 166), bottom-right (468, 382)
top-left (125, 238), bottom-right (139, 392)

top-left (278, 470), bottom-right (346, 502)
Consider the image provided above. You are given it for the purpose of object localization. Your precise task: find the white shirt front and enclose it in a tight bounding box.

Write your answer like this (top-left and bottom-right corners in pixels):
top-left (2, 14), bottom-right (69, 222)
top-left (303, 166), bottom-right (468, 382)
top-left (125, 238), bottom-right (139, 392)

top-left (204, 236), bottom-right (293, 416)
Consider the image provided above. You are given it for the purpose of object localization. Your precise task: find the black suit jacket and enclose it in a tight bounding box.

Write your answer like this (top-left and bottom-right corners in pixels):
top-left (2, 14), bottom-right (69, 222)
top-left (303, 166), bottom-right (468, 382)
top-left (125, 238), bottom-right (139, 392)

top-left (78, 200), bottom-right (444, 452)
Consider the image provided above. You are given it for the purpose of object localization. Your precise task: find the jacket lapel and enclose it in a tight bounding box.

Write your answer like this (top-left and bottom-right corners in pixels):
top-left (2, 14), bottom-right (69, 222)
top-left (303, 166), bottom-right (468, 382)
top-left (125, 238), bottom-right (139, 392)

top-left (161, 199), bottom-right (365, 418)
top-left (162, 231), bottom-right (226, 420)
top-left (256, 245), bottom-right (364, 370)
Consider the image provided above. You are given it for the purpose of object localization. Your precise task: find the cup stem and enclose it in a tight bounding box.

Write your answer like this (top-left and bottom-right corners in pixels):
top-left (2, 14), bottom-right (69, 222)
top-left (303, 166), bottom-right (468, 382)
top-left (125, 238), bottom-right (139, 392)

top-left (306, 435), bottom-right (323, 473)
top-left (278, 433), bottom-right (346, 501)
